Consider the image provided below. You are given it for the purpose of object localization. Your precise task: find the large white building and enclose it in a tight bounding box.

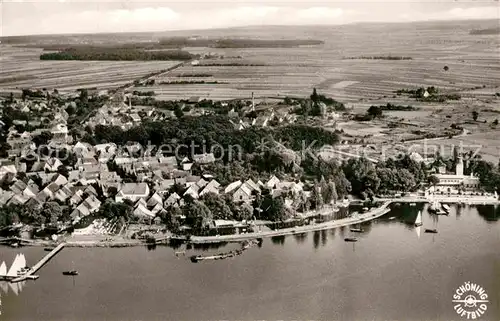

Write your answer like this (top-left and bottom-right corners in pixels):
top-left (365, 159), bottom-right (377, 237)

top-left (429, 156), bottom-right (480, 194)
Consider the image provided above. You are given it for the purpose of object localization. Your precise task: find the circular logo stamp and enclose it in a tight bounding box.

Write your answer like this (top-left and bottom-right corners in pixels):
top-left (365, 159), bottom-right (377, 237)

top-left (452, 281), bottom-right (489, 319)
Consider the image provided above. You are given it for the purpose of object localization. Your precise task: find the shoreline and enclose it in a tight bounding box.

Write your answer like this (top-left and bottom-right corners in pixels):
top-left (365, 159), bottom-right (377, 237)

top-left (3, 197), bottom-right (498, 248)
top-left (188, 201), bottom-right (392, 244)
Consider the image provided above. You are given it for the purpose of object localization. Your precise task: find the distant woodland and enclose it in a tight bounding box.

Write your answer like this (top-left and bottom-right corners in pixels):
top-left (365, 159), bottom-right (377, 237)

top-left (158, 38), bottom-right (324, 48)
top-left (344, 56), bottom-right (412, 60)
top-left (39, 48), bottom-right (195, 61)
top-left (470, 28), bottom-right (500, 35)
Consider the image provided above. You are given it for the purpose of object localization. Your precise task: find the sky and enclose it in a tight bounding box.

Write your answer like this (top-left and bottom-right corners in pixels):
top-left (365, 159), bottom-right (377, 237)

top-left (0, 0), bottom-right (499, 36)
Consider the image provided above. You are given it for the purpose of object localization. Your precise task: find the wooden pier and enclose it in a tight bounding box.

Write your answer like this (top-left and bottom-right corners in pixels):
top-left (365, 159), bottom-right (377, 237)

top-left (11, 243), bottom-right (65, 283)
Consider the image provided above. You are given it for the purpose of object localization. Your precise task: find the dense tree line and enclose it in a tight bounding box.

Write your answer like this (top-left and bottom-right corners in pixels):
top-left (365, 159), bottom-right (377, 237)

top-left (0, 202), bottom-right (67, 228)
top-left (83, 116), bottom-right (338, 157)
top-left (40, 48), bottom-right (195, 61)
top-left (341, 155), bottom-right (426, 199)
top-left (344, 56), bottom-right (412, 60)
top-left (157, 38), bottom-right (324, 48)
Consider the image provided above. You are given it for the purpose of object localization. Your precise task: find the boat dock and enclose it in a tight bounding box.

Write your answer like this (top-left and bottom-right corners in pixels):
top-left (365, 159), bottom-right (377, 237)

top-left (11, 243), bottom-right (65, 282)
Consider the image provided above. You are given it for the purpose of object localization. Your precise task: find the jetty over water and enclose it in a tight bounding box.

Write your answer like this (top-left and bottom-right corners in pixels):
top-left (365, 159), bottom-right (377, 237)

top-left (12, 243), bottom-right (65, 283)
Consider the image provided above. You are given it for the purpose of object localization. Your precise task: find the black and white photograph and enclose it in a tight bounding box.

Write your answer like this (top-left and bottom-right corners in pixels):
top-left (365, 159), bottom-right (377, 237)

top-left (0, 0), bottom-right (499, 320)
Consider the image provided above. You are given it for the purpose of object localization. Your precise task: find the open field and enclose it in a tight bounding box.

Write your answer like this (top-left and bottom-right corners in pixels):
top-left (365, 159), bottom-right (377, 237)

top-left (128, 20), bottom-right (500, 101)
top-left (1, 19), bottom-right (498, 101)
top-left (0, 46), bottom-right (181, 91)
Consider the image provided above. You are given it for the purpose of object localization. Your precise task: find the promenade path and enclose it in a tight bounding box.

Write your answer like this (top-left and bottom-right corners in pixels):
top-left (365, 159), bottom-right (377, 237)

top-left (189, 201), bottom-right (392, 244)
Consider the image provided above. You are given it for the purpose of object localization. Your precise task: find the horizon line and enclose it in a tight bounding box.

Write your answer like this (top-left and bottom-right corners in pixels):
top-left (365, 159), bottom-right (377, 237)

top-left (1, 17), bottom-right (498, 39)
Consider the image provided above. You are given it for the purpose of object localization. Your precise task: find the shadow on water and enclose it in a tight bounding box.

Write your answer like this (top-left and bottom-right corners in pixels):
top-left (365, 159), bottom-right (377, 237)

top-left (313, 231), bottom-right (320, 249)
top-left (192, 242), bottom-right (229, 251)
top-left (321, 230), bottom-right (328, 246)
top-left (476, 204), bottom-right (500, 222)
top-left (271, 235), bottom-right (286, 245)
top-left (293, 232), bottom-right (308, 244)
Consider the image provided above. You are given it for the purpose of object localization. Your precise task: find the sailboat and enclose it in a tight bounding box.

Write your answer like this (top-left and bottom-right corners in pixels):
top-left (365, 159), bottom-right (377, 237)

top-left (0, 253), bottom-right (28, 281)
top-left (414, 211), bottom-right (423, 227)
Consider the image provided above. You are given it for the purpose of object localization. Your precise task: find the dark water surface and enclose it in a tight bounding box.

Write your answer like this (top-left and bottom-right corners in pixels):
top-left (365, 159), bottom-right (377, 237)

top-left (1, 204), bottom-right (499, 321)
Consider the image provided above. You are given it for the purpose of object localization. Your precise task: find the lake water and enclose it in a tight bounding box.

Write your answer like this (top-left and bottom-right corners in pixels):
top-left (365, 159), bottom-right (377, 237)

top-left (1, 204), bottom-right (499, 321)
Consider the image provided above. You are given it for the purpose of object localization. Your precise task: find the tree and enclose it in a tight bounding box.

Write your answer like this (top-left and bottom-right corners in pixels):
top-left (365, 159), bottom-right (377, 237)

top-left (234, 204), bottom-right (253, 221)
top-left (443, 65), bottom-right (449, 71)
top-left (32, 131), bottom-right (53, 146)
top-left (427, 175), bottom-right (440, 188)
top-left (57, 165), bottom-right (69, 178)
top-left (261, 194), bottom-right (287, 221)
top-left (174, 105), bottom-right (184, 118)
top-left (415, 87), bottom-right (426, 99)
top-left (41, 202), bottom-right (63, 224)
top-left (472, 111), bottom-right (479, 121)
top-left (200, 192), bottom-right (233, 220)
top-left (367, 106), bottom-right (383, 119)
top-left (99, 199), bottom-right (133, 220)
top-left (310, 88), bottom-right (319, 103)
top-left (183, 201), bottom-right (213, 233)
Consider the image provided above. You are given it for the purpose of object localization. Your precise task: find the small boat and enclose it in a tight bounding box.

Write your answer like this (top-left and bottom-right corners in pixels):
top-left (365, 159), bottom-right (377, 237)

top-left (436, 208), bottom-right (448, 215)
top-left (62, 270), bottom-right (78, 276)
top-left (344, 237), bottom-right (358, 242)
top-left (388, 216), bottom-right (397, 220)
top-left (414, 211), bottom-right (423, 227)
top-left (350, 228), bottom-right (364, 233)
top-left (442, 204), bottom-right (451, 212)
top-left (10, 242), bottom-right (19, 248)
top-left (362, 207), bottom-right (369, 212)
top-left (425, 229), bottom-right (438, 234)
top-left (409, 203), bottom-right (417, 206)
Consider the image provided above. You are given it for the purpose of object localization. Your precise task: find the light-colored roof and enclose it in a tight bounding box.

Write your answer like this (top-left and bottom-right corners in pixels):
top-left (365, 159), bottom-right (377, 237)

top-left (119, 183), bottom-right (149, 196)
top-left (225, 180), bottom-right (243, 194)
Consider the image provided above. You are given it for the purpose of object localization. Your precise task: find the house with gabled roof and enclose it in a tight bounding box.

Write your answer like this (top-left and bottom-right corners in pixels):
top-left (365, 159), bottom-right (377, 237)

top-left (73, 141), bottom-right (92, 157)
top-left (44, 157), bottom-right (63, 172)
top-left (0, 190), bottom-right (14, 206)
top-left (51, 174), bottom-right (68, 187)
top-left (151, 203), bottom-right (164, 215)
top-left (164, 192), bottom-right (181, 207)
top-left (244, 179), bottom-right (261, 193)
top-left (199, 180), bottom-right (221, 197)
top-left (22, 184), bottom-right (39, 198)
top-left (184, 184), bottom-right (200, 199)
top-left (225, 180), bottom-right (243, 194)
top-left (41, 182), bottom-right (60, 200)
top-left (232, 184), bottom-right (253, 203)
top-left (71, 195), bottom-right (101, 221)
top-left (54, 184), bottom-right (74, 203)
top-left (196, 178), bottom-right (209, 189)
top-left (155, 179), bottom-right (176, 195)
top-left (133, 203), bottom-right (155, 220)
top-left (158, 156), bottom-right (177, 167)
top-left (266, 175), bottom-right (280, 189)
top-left (147, 192), bottom-right (163, 208)
top-left (7, 194), bottom-right (29, 206)
top-left (69, 190), bottom-right (84, 206)
top-left (0, 163), bottom-right (17, 180)
top-left (115, 183), bottom-right (150, 203)
top-left (193, 153), bottom-right (216, 165)
top-left (10, 180), bottom-right (27, 194)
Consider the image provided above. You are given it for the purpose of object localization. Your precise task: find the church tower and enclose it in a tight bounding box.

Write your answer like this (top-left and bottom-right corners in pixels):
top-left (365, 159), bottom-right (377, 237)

top-left (456, 155), bottom-right (464, 176)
